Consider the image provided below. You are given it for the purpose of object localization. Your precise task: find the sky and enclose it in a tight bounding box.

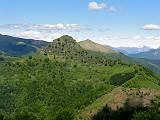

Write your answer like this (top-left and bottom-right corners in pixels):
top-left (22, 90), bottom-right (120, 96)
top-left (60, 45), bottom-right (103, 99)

top-left (0, 0), bottom-right (160, 48)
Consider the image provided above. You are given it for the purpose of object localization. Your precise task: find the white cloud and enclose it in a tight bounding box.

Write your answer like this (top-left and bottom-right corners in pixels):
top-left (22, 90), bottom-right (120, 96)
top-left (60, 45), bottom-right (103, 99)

top-left (97, 35), bottom-right (160, 48)
top-left (132, 35), bottom-right (141, 40)
top-left (0, 23), bottom-right (92, 42)
top-left (88, 2), bottom-right (106, 10)
top-left (17, 31), bottom-right (42, 40)
top-left (43, 23), bottom-right (64, 29)
top-left (145, 36), bottom-right (154, 40)
top-left (0, 23), bottom-right (91, 41)
top-left (0, 23), bottom-right (91, 32)
top-left (88, 2), bottom-right (117, 12)
top-left (0, 32), bottom-right (8, 35)
top-left (16, 30), bottom-right (63, 42)
top-left (142, 24), bottom-right (160, 30)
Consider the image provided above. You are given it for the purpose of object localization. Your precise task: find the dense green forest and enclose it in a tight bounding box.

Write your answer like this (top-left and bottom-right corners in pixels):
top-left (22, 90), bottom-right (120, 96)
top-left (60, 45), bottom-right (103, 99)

top-left (0, 35), bottom-right (160, 120)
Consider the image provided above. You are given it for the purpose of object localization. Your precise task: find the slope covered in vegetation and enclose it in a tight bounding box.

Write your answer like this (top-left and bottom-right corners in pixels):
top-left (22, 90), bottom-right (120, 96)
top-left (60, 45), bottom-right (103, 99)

top-left (0, 35), bottom-right (159, 120)
top-left (79, 40), bottom-right (116, 53)
top-left (0, 34), bottom-right (48, 56)
top-left (87, 49), bottom-right (160, 74)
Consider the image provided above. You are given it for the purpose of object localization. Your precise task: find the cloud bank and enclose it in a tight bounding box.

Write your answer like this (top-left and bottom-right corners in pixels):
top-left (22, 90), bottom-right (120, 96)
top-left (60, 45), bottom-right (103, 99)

top-left (0, 23), bottom-right (90, 32)
top-left (0, 23), bottom-right (91, 41)
top-left (142, 24), bottom-right (160, 30)
top-left (98, 35), bottom-right (160, 48)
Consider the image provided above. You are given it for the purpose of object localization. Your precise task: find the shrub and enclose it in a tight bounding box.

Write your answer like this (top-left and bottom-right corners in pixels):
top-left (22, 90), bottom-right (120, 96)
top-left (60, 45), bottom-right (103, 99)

top-left (54, 109), bottom-right (74, 120)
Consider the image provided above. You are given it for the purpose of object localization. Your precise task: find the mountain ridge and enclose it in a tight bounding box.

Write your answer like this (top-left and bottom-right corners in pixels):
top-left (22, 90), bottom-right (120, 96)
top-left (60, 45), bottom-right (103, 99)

top-left (0, 34), bottom-right (48, 56)
top-left (113, 46), bottom-right (153, 55)
top-left (130, 48), bottom-right (160, 60)
top-left (79, 39), bottom-right (117, 53)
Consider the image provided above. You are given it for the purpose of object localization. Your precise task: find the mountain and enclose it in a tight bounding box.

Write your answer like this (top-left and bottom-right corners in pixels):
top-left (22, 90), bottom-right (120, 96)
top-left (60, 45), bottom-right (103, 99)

top-left (88, 51), bottom-right (160, 74)
top-left (146, 59), bottom-right (160, 66)
top-left (0, 34), bottom-right (48, 56)
top-left (43, 36), bottom-right (160, 74)
top-left (42, 35), bottom-right (114, 64)
top-left (77, 40), bottom-right (160, 74)
top-left (130, 48), bottom-right (160, 60)
top-left (112, 46), bottom-right (152, 55)
top-left (79, 39), bottom-right (117, 53)
top-left (0, 35), bottom-right (160, 120)
top-left (42, 35), bottom-right (84, 56)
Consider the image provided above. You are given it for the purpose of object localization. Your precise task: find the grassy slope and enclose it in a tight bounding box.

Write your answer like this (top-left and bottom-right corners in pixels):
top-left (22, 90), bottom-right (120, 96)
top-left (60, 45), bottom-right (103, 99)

top-left (76, 87), bottom-right (160, 120)
top-left (87, 50), bottom-right (160, 74)
top-left (40, 36), bottom-right (160, 119)
top-left (1, 54), bottom-right (159, 119)
top-left (76, 65), bottom-right (160, 120)
top-left (0, 54), bottom-right (130, 119)
top-left (79, 40), bottom-right (116, 53)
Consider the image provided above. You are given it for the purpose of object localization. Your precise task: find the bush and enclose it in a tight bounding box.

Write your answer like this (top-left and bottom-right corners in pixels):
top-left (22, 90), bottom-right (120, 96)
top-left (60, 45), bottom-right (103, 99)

top-left (110, 72), bottom-right (135, 86)
top-left (14, 112), bottom-right (38, 120)
top-left (54, 109), bottom-right (74, 120)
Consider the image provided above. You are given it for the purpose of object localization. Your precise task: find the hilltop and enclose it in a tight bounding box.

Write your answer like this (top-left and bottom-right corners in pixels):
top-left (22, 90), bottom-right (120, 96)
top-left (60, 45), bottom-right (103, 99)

top-left (42, 35), bottom-right (84, 56)
top-left (42, 35), bottom-right (110, 64)
top-left (79, 39), bottom-right (117, 53)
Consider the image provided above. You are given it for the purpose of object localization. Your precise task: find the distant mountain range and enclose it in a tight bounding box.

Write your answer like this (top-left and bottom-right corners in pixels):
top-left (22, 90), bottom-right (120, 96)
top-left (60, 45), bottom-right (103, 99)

top-left (129, 48), bottom-right (160, 60)
top-left (110, 46), bottom-right (153, 55)
top-left (0, 34), bottom-right (48, 56)
top-left (42, 35), bottom-right (160, 74)
top-left (106, 45), bottom-right (160, 67)
top-left (0, 34), bottom-right (160, 73)
top-left (1, 33), bottom-right (157, 59)
top-left (77, 39), bottom-right (160, 74)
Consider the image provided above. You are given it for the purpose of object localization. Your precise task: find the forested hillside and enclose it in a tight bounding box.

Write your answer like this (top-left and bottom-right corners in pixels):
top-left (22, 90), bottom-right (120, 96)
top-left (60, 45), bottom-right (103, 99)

top-left (86, 50), bottom-right (160, 74)
top-left (0, 34), bottom-right (48, 56)
top-left (0, 35), bottom-right (160, 120)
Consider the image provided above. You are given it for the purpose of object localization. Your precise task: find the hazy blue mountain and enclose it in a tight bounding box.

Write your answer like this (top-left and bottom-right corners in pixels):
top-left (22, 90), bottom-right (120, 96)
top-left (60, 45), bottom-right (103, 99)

top-left (145, 59), bottom-right (160, 66)
top-left (0, 34), bottom-right (48, 56)
top-left (130, 48), bottom-right (160, 60)
top-left (112, 46), bottom-right (153, 55)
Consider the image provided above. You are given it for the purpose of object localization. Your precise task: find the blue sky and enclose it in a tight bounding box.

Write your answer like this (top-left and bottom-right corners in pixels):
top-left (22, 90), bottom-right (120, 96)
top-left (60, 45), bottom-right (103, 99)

top-left (0, 0), bottom-right (160, 48)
